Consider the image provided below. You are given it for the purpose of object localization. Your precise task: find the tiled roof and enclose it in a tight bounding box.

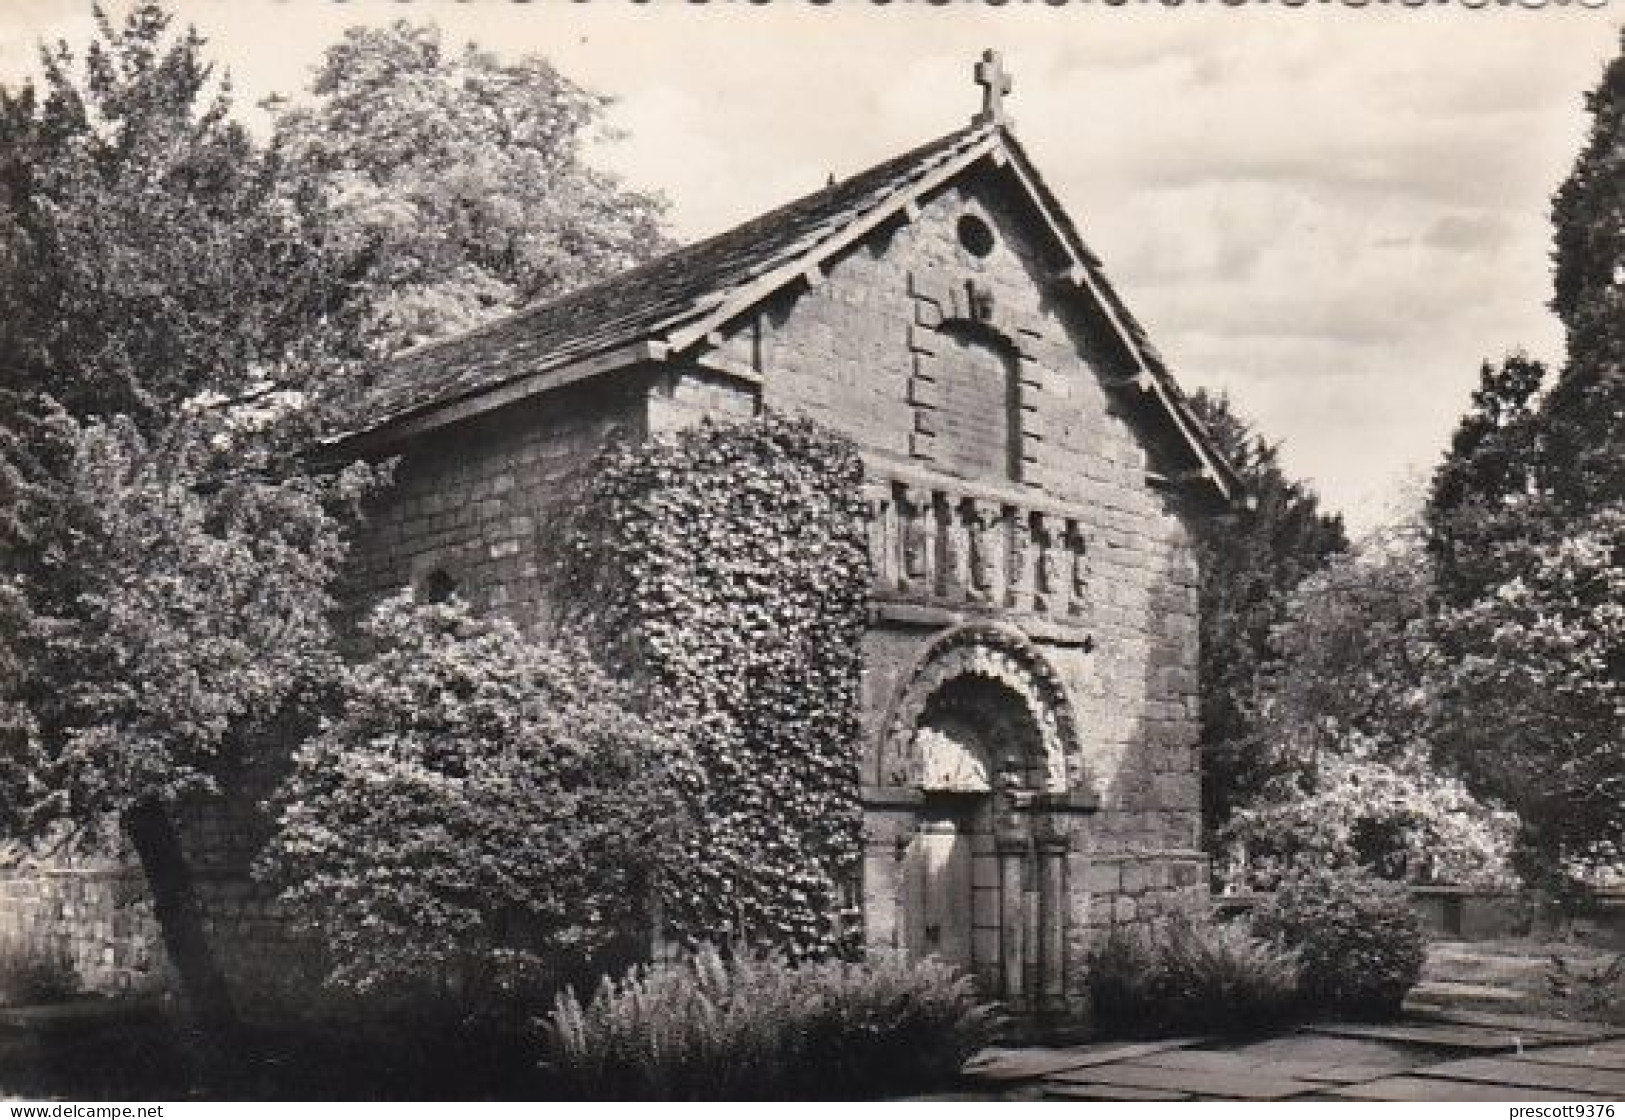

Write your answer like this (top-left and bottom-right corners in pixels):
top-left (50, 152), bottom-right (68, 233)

top-left (356, 123), bottom-right (993, 430)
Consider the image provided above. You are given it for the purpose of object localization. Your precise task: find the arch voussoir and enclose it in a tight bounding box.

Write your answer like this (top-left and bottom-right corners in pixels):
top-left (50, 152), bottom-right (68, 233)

top-left (878, 624), bottom-right (1088, 797)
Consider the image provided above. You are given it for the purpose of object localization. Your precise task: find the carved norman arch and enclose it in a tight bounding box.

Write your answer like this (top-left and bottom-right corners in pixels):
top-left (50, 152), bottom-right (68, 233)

top-left (878, 624), bottom-right (1091, 797)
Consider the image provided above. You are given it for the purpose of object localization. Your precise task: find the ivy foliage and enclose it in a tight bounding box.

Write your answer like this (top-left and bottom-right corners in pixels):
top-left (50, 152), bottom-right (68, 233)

top-left (554, 413), bottom-right (872, 960)
top-left (258, 592), bottom-right (684, 1004)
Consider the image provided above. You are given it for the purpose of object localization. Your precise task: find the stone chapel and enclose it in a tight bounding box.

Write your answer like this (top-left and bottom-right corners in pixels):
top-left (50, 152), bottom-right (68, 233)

top-left (336, 53), bottom-right (1244, 1014)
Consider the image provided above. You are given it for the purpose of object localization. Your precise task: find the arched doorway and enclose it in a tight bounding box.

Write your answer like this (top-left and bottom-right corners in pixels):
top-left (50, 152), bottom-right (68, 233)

top-left (906, 676), bottom-right (1044, 991)
top-left (875, 624), bottom-right (1095, 1011)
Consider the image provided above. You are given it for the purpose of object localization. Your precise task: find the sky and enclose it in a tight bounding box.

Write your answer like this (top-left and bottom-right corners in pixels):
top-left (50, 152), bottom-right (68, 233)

top-left (2, 1), bottom-right (1619, 534)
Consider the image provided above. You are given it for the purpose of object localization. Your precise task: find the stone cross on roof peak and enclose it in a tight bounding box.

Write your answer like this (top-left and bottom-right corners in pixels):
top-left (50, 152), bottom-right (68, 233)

top-left (973, 49), bottom-right (1013, 127)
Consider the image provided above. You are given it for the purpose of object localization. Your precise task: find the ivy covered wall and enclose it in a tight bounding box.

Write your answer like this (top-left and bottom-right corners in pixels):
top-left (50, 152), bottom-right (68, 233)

top-left (554, 413), bottom-right (873, 959)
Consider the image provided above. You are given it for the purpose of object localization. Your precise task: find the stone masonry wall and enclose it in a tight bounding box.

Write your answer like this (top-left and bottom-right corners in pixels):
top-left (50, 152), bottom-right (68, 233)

top-left (348, 375), bottom-right (656, 619)
top-left (708, 166), bottom-right (1209, 988)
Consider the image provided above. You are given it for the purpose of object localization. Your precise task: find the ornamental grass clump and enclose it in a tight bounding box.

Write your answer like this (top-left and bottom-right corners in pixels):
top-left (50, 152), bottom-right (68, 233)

top-left (1251, 864), bottom-right (1426, 1020)
top-left (1084, 914), bottom-right (1302, 1038)
top-left (541, 946), bottom-right (1001, 1100)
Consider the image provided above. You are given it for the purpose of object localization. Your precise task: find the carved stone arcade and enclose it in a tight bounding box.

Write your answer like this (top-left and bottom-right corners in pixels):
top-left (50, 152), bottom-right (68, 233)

top-left (862, 472), bottom-right (1091, 622)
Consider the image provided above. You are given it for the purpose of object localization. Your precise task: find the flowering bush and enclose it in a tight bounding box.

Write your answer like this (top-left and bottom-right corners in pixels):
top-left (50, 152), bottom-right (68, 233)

top-left (1433, 504), bottom-right (1625, 893)
top-left (553, 413), bottom-right (871, 959)
top-left (1252, 865), bottom-right (1426, 1019)
top-left (1227, 732), bottom-right (1518, 890)
top-left (541, 946), bottom-right (999, 1099)
top-left (258, 593), bottom-right (684, 1005)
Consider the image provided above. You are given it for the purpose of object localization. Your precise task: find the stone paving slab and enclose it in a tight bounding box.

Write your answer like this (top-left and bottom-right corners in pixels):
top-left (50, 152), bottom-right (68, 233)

top-left (1041, 1081), bottom-right (1192, 1101)
top-left (1517, 1041), bottom-right (1625, 1068)
top-left (1416, 1055), bottom-right (1625, 1097)
top-left (1327, 1075), bottom-right (1613, 1102)
top-left (967, 1010), bottom-right (1625, 1102)
top-left (961, 1038), bottom-right (1198, 1082)
top-left (1047, 1059), bottom-right (1320, 1100)
top-left (1134, 1047), bottom-right (1412, 1085)
top-left (1405, 1007), bottom-right (1624, 1042)
top-left (1305, 1021), bottom-right (1570, 1051)
top-left (1227, 1030), bottom-right (1436, 1068)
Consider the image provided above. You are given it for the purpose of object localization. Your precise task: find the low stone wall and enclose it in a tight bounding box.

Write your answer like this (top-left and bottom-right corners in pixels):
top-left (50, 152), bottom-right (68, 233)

top-left (1410, 886), bottom-right (1535, 941)
top-left (0, 865), bottom-right (167, 997)
top-left (1214, 886), bottom-right (1625, 948)
top-left (0, 864), bottom-right (324, 1013)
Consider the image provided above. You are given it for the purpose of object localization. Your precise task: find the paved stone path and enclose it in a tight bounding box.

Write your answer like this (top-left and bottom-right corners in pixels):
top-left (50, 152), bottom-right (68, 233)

top-left (962, 1009), bottom-right (1625, 1101)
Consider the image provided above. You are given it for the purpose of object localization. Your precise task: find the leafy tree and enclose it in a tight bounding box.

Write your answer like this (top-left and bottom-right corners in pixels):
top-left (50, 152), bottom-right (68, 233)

top-left (268, 20), bottom-right (672, 360)
top-left (0, 403), bottom-right (372, 1057)
top-left (1545, 28), bottom-right (1625, 511)
top-left (0, 4), bottom-right (333, 430)
top-left (0, 3), bottom-right (679, 1053)
top-left (1432, 507), bottom-right (1625, 891)
top-left (258, 593), bottom-right (684, 1009)
top-left (1424, 36), bottom-right (1625, 893)
top-left (1185, 390), bottom-right (1348, 840)
top-left (1260, 532), bottom-right (1437, 770)
top-left (1223, 537), bottom-right (1516, 889)
top-left (0, 5), bottom-right (380, 1060)
top-left (1424, 353), bottom-right (1549, 605)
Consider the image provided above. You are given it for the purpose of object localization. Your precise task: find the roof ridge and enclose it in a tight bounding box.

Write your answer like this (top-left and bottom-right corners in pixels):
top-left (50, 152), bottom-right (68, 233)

top-left (372, 121), bottom-right (992, 377)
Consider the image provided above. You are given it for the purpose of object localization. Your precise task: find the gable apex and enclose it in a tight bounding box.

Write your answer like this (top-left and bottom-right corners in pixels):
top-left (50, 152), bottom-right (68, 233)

top-left (344, 116), bottom-right (1243, 506)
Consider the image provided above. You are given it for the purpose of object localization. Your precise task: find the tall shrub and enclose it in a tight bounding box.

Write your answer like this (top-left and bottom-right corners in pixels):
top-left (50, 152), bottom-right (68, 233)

top-left (554, 413), bottom-right (871, 960)
top-left (1252, 865), bottom-right (1425, 1019)
top-left (258, 593), bottom-right (684, 1008)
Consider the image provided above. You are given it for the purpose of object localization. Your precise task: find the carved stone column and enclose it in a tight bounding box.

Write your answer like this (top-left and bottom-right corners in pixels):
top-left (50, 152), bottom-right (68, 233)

top-left (1033, 513), bottom-right (1061, 614)
top-left (895, 484), bottom-right (934, 596)
top-left (1005, 506), bottom-right (1032, 611)
top-left (1064, 519), bottom-right (1089, 617)
top-left (1035, 817), bottom-right (1071, 1013)
top-left (994, 761), bottom-right (1030, 1006)
top-left (863, 484), bottom-right (894, 592)
top-left (938, 492), bottom-right (967, 600)
top-left (963, 498), bottom-right (997, 604)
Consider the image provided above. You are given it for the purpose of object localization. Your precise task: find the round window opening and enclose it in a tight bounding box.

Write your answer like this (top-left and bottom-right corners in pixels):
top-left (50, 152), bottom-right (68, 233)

top-left (957, 214), bottom-right (996, 258)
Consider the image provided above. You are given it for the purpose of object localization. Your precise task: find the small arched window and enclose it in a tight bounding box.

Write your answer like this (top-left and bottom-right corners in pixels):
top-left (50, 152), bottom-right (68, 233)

top-left (420, 569), bottom-right (458, 605)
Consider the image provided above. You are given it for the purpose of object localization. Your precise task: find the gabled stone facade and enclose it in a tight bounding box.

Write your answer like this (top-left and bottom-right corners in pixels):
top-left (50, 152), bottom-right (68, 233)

top-left (343, 106), bottom-right (1238, 1015)
top-left (2, 68), bottom-right (1239, 1016)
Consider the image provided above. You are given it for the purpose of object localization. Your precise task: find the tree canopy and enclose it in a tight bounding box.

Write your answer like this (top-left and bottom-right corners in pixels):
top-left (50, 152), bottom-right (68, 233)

top-left (0, 4), bottom-right (329, 430)
top-left (1423, 33), bottom-right (1625, 893)
top-left (0, 6), bottom-right (386, 1049)
top-left (1185, 390), bottom-right (1348, 840)
top-left (268, 20), bottom-right (671, 360)
top-left (1225, 535), bottom-right (1516, 889)
top-left (0, 2), bottom-right (675, 1047)
top-left (1546, 29), bottom-right (1625, 511)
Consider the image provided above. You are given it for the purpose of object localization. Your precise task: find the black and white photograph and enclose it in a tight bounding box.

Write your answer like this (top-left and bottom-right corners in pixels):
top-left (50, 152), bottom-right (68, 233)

top-left (0, 0), bottom-right (1621, 1105)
